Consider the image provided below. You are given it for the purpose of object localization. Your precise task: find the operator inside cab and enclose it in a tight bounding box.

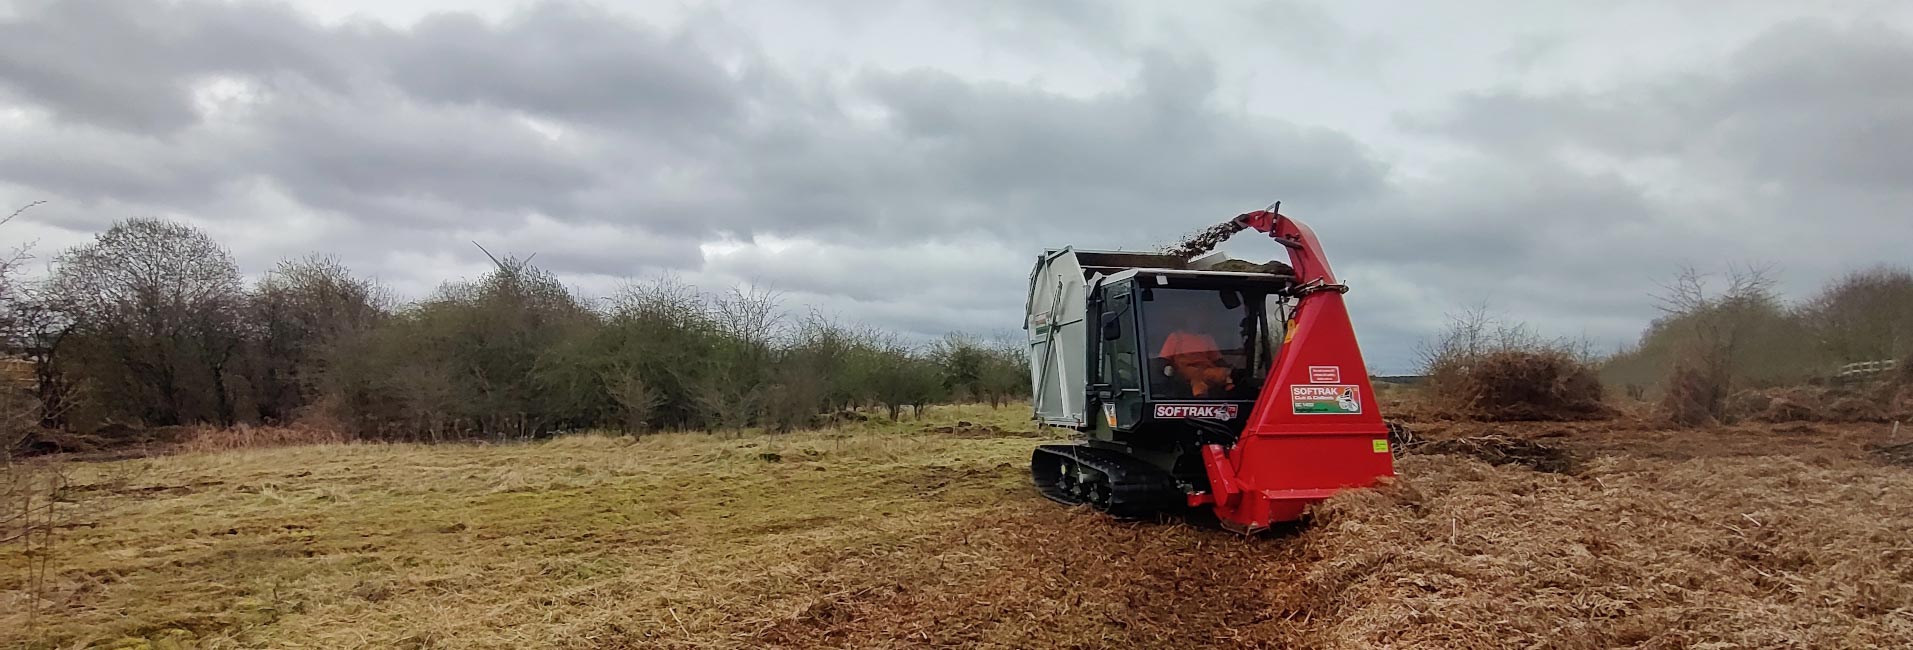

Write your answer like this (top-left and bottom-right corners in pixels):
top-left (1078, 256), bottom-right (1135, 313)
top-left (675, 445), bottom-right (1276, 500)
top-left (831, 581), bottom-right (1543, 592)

top-left (1156, 309), bottom-right (1241, 399)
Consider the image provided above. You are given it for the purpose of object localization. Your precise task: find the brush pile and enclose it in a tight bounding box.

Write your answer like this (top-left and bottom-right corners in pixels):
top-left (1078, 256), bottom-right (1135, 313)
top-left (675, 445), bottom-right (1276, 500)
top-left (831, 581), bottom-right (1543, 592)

top-left (1724, 385), bottom-right (1908, 423)
top-left (1429, 350), bottom-right (1609, 421)
top-left (1209, 259), bottom-right (1295, 275)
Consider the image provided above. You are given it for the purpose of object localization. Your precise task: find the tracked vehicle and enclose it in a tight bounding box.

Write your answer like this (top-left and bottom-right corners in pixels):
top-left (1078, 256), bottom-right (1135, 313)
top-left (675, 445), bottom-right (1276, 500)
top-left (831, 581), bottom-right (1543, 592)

top-left (1025, 205), bottom-right (1393, 533)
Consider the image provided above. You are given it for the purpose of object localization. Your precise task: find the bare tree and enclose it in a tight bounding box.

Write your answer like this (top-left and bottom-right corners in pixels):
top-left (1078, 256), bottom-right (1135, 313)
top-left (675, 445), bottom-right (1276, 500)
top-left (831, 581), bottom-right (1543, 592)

top-left (1, 202), bottom-right (51, 446)
top-left (0, 202), bottom-right (47, 363)
top-left (0, 202), bottom-right (43, 315)
top-left (1800, 266), bottom-right (1913, 364)
top-left (710, 284), bottom-right (785, 367)
top-left (251, 255), bottom-right (391, 422)
top-left (47, 218), bottom-right (248, 427)
top-left (1652, 265), bottom-right (1785, 425)
top-left (692, 285), bottom-right (784, 430)
top-left (602, 367), bottom-right (665, 433)
top-left (1655, 265), bottom-right (1780, 373)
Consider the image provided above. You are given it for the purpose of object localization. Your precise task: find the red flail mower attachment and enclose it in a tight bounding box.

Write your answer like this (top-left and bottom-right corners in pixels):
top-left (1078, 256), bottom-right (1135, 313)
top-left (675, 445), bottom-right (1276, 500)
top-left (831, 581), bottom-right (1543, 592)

top-left (1192, 208), bottom-right (1395, 533)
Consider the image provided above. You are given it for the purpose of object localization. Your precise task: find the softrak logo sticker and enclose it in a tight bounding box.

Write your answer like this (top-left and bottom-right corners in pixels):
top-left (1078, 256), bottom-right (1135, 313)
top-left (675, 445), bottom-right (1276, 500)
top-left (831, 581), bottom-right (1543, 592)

top-left (1292, 385), bottom-right (1362, 415)
top-left (1154, 403), bottom-right (1239, 419)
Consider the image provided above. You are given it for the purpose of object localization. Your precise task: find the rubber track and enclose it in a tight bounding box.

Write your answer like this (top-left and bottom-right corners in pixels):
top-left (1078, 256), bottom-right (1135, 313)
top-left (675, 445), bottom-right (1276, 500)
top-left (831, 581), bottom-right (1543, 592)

top-left (1031, 443), bottom-right (1184, 519)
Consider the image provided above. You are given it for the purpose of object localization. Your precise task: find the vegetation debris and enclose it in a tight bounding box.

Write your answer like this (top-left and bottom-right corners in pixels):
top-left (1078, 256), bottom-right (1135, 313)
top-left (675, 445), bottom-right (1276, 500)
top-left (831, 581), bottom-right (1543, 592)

top-left (1407, 434), bottom-right (1576, 473)
top-left (1872, 441), bottom-right (1913, 467)
top-left (1161, 220), bottom-right (1246, 258)
top-left (927, 420), bottom-right (1040, 438)
top-left (1209, 259), bottom-right (1295, 275)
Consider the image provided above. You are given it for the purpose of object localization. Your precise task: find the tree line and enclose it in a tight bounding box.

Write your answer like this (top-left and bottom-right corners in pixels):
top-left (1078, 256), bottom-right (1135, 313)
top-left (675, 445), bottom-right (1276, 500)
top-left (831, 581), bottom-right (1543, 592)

top-left (1602, 265), bottom-right (1913, 394)
top-left (1, 215), bottom-right (1030, 447)
top-left (1411, 263), bottom-right (1913, 423)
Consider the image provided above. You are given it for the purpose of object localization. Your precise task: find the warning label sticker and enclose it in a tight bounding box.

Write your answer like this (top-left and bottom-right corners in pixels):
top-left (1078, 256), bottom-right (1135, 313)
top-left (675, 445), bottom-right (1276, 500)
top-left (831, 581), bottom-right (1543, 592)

top-left (1308, 366), bottom-right (1341, 383)
top-left (1154, 403), bottom-right (1240, 419)
top-left (1292, 385), bottom-right (1362, 415)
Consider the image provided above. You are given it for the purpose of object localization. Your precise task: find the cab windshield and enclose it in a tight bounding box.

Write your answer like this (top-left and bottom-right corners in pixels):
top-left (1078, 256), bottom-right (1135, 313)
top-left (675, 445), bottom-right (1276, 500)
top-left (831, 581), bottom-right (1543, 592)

top-left (1142, 287), bottom-right (1275, 401)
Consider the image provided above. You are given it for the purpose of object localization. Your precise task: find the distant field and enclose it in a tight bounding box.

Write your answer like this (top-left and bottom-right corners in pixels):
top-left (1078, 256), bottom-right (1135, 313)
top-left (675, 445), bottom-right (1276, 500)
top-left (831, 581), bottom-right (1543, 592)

top-left (6, 404), bottom-right (1913, 649)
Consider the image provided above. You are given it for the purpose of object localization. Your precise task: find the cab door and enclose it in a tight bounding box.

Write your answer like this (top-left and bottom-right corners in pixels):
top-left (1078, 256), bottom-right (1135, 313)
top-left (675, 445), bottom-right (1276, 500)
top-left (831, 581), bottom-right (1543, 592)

top-left (1090, 281), bottom-right (1145, 431)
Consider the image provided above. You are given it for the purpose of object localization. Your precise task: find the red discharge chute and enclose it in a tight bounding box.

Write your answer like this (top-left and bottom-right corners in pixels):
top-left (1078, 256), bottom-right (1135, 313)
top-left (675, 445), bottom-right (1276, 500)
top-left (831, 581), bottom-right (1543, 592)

top-left (1197, 210), bottom-right (1395, 533)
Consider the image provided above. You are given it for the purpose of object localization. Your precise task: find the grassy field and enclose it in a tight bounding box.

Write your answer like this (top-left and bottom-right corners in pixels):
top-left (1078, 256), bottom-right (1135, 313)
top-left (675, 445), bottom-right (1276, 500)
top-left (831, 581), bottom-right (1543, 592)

top-left (6, 404), bottom-right (1913, 648)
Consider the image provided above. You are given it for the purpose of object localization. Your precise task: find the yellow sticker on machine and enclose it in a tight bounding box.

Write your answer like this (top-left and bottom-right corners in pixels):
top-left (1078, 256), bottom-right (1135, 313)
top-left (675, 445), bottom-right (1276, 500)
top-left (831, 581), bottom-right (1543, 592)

top-left (1372, 439), bottom-right (1390, 453)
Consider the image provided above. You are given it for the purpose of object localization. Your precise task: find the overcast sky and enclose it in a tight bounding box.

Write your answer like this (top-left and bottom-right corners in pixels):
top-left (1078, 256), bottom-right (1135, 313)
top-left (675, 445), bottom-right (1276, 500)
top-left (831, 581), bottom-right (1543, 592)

top-left (3, 0), bottom-right (1910, 372)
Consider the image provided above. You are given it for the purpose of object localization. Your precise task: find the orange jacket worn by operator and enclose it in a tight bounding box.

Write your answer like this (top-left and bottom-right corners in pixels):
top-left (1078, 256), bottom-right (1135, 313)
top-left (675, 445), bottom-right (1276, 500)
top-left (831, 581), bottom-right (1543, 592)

top-left (1159, 331), bottom-right (1234, 398)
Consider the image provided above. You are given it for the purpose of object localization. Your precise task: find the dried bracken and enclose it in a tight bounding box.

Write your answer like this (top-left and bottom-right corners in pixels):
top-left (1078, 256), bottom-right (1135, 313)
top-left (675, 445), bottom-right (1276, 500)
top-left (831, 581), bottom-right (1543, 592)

top-left (1304, 450), bottom-right (1913, 648)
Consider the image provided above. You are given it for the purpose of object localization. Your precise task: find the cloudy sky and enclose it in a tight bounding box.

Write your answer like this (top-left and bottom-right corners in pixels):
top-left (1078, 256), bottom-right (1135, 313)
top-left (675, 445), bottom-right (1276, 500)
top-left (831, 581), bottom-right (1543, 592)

top-left (3, 0), bottom-right (1910, 372)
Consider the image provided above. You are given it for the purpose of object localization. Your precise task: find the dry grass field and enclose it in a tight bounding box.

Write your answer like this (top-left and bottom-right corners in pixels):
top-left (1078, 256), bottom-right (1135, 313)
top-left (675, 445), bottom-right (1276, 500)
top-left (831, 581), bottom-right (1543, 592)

top-left (6, 402), bottom-right (1913, 649)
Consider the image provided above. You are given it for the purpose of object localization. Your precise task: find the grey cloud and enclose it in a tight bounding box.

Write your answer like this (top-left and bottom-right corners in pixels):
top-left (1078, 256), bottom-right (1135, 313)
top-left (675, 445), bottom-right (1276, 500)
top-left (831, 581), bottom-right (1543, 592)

top-left (0, 0), bottom-right (351, 133)
top-left (246, 84), bottom-right (602, 225)
top-left (700, 237), bottom-right (1026, 311)
top-left (1239, 0), bottom-right (1395, 70)
top-left (1496, 35), bottom-right (1563, 72)
top-left (721, 50), bottom-right (1388, 246)
top-left (958, 0), bottom-right (1128, 54)
top-left (1707, 23), bottom-right (1913, 191)
top-left (450, 217), bottom-right (706, 278)
top-left (2, 0), bottom-right (1387, 248)
top-left (1414, 21), bottom-right (1913, 193)
top-left (0, 120), bottom-right (243, 205)
top-left (378, 4), bottom-right (744, 136)
top-left (862, 52), bottom-right (1378, 201)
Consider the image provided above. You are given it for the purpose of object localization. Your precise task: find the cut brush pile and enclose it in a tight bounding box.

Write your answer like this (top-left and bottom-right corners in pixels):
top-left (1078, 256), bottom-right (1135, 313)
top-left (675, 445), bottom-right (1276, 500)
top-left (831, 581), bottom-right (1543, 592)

top-left (1427, 349), bottom-right (1610, 421)
top-left (1726, 383), bottom-right (1913, 424)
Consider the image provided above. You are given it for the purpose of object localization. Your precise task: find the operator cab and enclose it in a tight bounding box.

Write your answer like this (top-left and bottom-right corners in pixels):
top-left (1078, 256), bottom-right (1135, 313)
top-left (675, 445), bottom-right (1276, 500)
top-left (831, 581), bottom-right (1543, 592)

top-left (1087, 268), bottom-right (1295, 436)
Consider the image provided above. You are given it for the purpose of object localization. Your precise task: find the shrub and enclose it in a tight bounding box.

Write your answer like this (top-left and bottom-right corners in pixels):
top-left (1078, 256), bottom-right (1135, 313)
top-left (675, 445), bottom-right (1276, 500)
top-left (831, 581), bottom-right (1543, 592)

top-left (1661, 360), bottom-right (1728, 427)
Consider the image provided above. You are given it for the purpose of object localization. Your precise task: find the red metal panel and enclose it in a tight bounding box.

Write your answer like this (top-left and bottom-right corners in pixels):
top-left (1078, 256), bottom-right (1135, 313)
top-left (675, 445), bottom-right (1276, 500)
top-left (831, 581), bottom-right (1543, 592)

top-left (1206, 212), bottom-right (1395, 533)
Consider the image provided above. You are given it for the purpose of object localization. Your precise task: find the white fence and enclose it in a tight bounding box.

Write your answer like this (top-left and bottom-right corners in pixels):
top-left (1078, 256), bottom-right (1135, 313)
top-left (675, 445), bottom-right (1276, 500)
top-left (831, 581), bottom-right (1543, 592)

top-left (1836, 359), bottom-right (1900, 380)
